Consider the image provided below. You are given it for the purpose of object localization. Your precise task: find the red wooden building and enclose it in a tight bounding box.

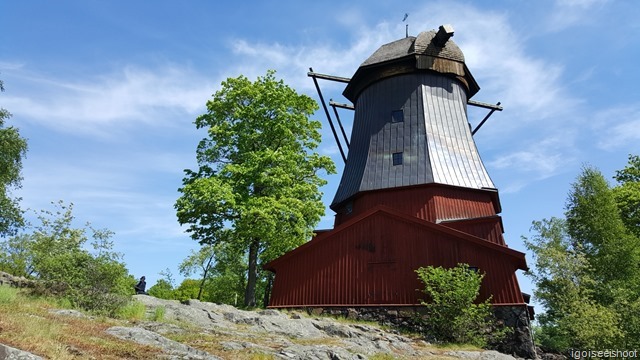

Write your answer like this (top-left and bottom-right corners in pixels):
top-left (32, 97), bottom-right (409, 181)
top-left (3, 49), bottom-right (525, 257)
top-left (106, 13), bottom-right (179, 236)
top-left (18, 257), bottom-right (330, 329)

top-left (264, 26), bottom-right (530, 315)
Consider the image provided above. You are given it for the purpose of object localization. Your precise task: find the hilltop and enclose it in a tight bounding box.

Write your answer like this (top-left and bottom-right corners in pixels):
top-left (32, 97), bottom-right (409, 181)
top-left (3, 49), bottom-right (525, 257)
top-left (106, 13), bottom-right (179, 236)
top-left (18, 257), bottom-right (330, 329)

top-left (0, 286), bottom-right (522, 360)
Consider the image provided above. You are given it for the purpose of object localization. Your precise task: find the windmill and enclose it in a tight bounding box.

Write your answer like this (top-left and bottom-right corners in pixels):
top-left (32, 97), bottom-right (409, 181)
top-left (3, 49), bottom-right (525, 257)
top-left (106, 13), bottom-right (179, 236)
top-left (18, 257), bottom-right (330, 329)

top-left (265, 25), bottom-right (536, 358)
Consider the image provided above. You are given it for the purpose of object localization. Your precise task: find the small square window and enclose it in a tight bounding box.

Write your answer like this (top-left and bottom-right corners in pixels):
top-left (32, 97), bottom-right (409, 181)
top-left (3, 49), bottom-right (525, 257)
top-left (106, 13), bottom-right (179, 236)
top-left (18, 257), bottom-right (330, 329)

top-left (392, 152), bottom-right (403, 166)
top-left (391, 109), bottom-right (404, 123)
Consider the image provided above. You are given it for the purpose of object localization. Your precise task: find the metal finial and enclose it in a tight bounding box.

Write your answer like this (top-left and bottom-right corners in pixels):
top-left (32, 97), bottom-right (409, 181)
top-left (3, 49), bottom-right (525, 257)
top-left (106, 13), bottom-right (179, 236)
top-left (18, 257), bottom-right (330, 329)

top-left (402, 13), bottom-right (409, 38)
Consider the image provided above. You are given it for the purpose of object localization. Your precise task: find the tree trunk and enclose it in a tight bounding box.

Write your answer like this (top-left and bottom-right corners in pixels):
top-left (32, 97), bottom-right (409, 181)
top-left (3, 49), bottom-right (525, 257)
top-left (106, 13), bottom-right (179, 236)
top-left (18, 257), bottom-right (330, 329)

top-left (197, 254), bottom-right (214, 300)
top-left (244, 239), bottom-right (259, 307)
top-left (262, 271), bottom-right (274, 308)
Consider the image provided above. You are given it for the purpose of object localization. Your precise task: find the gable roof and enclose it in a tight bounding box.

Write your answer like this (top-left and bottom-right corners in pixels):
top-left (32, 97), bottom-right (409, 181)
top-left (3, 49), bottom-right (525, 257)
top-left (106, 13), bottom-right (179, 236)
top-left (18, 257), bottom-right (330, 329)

top-left (264, 204), bottom-right (527, 271)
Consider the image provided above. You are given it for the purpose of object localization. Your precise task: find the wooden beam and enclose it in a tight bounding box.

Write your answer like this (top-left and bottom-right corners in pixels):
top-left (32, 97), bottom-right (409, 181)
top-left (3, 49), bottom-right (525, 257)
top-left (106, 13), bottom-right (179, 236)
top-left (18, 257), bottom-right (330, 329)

top-left (329, 100), bottom-right (354, 110)
top-left (467, 100), bottom-right (503, 111)
top-left (307, 71), bottom-right (351, 83)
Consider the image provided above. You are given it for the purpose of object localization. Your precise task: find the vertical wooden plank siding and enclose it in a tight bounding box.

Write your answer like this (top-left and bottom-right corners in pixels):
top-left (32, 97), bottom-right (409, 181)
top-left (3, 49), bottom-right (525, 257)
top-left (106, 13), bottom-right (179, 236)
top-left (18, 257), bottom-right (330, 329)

top-left (268, 211), bottom-right (525, 307)
top-left (441, 217), bottom-right (505, 245)
top-left (335, 185), bottom-right (497, 226)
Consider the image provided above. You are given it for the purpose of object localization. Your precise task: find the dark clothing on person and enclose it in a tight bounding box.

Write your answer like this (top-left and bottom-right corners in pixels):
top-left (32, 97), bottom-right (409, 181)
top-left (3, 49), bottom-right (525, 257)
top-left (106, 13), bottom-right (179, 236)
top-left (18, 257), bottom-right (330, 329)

top-left (135, 277), bottom-right (147, 295)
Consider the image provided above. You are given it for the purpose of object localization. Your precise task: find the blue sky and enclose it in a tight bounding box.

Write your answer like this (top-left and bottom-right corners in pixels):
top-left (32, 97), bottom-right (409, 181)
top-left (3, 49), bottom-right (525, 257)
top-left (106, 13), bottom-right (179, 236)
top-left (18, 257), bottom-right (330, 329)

top-left (2, 1), bottom-right (639, 306)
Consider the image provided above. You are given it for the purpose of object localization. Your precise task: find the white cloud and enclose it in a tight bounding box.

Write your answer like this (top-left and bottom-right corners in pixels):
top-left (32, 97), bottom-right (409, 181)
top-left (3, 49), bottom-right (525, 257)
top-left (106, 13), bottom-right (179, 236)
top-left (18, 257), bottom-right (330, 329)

top-left (226, 20), bottom-right (398, 95)
top-left (487, 134), bottom-right (577, 193)
top-left (403, 3), bottom-right (580, 122)
top-left (547, 0), bottom-right (610, 30)
top-left (490, 150), bottom-right (567, 178)
top-left (18, 155), bottom-right (190, 244)
top-left (594, 106), bottom-right (640, 150)
top-left (2, 65), bottom-right (215, 137)
top-left (229, 2), bottom-right (579, 124)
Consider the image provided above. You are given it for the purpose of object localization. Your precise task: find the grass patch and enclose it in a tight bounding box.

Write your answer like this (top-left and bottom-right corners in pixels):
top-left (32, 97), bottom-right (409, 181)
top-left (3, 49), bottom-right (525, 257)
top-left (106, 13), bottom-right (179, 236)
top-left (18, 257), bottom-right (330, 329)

top-left (115, 300), bottom-right (146, 321)
top-left (0, 285), bottom-right (18, 303)
top-left (150, 306), bottom-right (165, 322)
top-left (250, 353), bottom-right (275, 360)
top-left (433, 342), bottom-right (483, 351)
top-left (288, 336), bottom-right (343, 347)
top-left (0, 290), bottom-right (163, 359)
top-left (369, 353), bottom-right (400, 360)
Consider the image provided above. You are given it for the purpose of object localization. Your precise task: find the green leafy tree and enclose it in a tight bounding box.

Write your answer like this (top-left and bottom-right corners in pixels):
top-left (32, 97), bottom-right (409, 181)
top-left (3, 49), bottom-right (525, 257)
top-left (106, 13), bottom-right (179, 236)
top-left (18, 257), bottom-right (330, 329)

top-left (205, 240), bottom-right (247, 306)
top-left (172, 279), bottom-right (206, 302)
top-left (613, 154), bottom-right (640, 238)
top-left (179, 243), bottom-right (216, 300)
top-left (524, 163), bottom-right (640, 351)
top-left (0, 201), bottom-right (135, 315)
top-left (415, 263), bottom-right (497, 347)
top-left (0, 234), bottom-right (34, 276)
top-left (148, 279), bottom-right (175, 300)
top-left (175, 70), bottom-right (335, 307)
top-left (524, 218), bottom-right (622, 350)
top-left (0, 79), bottom-right (28, 237)
top-left (565, 166), bottom-right (639, 301)
top-left (179, 235), bottom-right (247, 304)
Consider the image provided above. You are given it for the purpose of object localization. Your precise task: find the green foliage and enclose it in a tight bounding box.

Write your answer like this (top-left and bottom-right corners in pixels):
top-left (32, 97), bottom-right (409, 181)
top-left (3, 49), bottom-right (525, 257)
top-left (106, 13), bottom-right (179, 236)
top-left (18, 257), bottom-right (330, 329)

top-left (0, 234), bottom-right (34, 276)
top-left (179, 242), bottom-right (217, 300)
top-left (178, 239), bottom-right (247, 306)
top-left (148, 279), bottom-right (175, 300)
top-left (0, 201), bottom-right (135, 316)
top-left (0, 78), bottom-right (28, 238)
top-left (613, 154), bottom-right (640, 238)
top-left (175, 70), bottom-right (335, 306)
top-left (415, 264), bottom-right (497, 347)
top-left (173, 278), bottom-right (206, 302)
top-left (524, 160), bottom-right (640, 351)
top-left (565, 166), bottom-right (638, 299)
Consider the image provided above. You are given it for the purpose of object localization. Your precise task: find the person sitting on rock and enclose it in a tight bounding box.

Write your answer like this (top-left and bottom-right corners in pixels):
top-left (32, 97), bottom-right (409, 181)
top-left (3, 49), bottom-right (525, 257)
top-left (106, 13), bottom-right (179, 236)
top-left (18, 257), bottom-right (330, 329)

top-left (134, 276), bottom-right (148, 295)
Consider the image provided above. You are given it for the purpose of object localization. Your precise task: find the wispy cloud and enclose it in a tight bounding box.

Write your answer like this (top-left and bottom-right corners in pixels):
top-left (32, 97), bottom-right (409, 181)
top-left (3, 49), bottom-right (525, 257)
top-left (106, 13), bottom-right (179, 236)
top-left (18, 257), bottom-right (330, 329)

top-left (593, 106), bottom-right (640, 150)
top-left (229, 3), bottom-right (580, 121)
top-left (228, 24), bottom-right (393, 93)
top-left (2, 65), bottom-right (215, 137)
top-left (547, 0), bottom-right (611, 31)
top-left (19, 154), bottom-right (190, 244)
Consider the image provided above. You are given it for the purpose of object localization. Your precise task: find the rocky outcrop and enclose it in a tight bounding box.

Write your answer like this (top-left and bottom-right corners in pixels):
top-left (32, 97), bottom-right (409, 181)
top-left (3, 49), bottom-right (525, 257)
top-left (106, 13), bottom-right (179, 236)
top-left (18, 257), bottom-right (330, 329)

top-left (2, 294), bottom-right (531, 359)
top-left (119, 295), bottom-right (527, 360)
top-left (0, 271), bottom-right (36, 289)
top-left (106, 326), bottom-right (221, 360)
top-left (493, 306), bottom-right (537, 359)
top-left (127, 296), bottom-right (423, 359)
top-left (0, 343), bottom-right (43, 360)
top-left (297, 305), bottom-right (537, 359)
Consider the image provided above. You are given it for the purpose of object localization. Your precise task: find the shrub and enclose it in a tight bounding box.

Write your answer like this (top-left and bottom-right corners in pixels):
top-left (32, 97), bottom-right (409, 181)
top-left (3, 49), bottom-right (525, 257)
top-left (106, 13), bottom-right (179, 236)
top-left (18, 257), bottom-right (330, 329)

top-left (3, 201), bottom-right (136, 316)
top-left (415, 263), bottom-right (498, 347)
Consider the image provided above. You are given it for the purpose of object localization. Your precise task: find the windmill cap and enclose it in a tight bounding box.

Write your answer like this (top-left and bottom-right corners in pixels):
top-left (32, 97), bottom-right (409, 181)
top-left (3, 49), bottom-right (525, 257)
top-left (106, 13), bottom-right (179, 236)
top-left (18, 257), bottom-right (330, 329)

top-left (343, 25), bottom-right (479, 102)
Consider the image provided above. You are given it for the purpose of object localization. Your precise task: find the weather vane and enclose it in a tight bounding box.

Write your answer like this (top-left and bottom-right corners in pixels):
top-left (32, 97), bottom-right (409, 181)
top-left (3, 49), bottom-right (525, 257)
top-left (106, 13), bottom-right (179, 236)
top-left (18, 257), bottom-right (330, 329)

top-left (403, 13), bottom-right (409, 37)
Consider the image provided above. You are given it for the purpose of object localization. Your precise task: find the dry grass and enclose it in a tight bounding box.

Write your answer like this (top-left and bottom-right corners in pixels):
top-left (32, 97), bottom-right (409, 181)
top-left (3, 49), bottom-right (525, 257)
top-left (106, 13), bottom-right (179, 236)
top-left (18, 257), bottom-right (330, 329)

top-left (0, 285), bottom-right (163, 359)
